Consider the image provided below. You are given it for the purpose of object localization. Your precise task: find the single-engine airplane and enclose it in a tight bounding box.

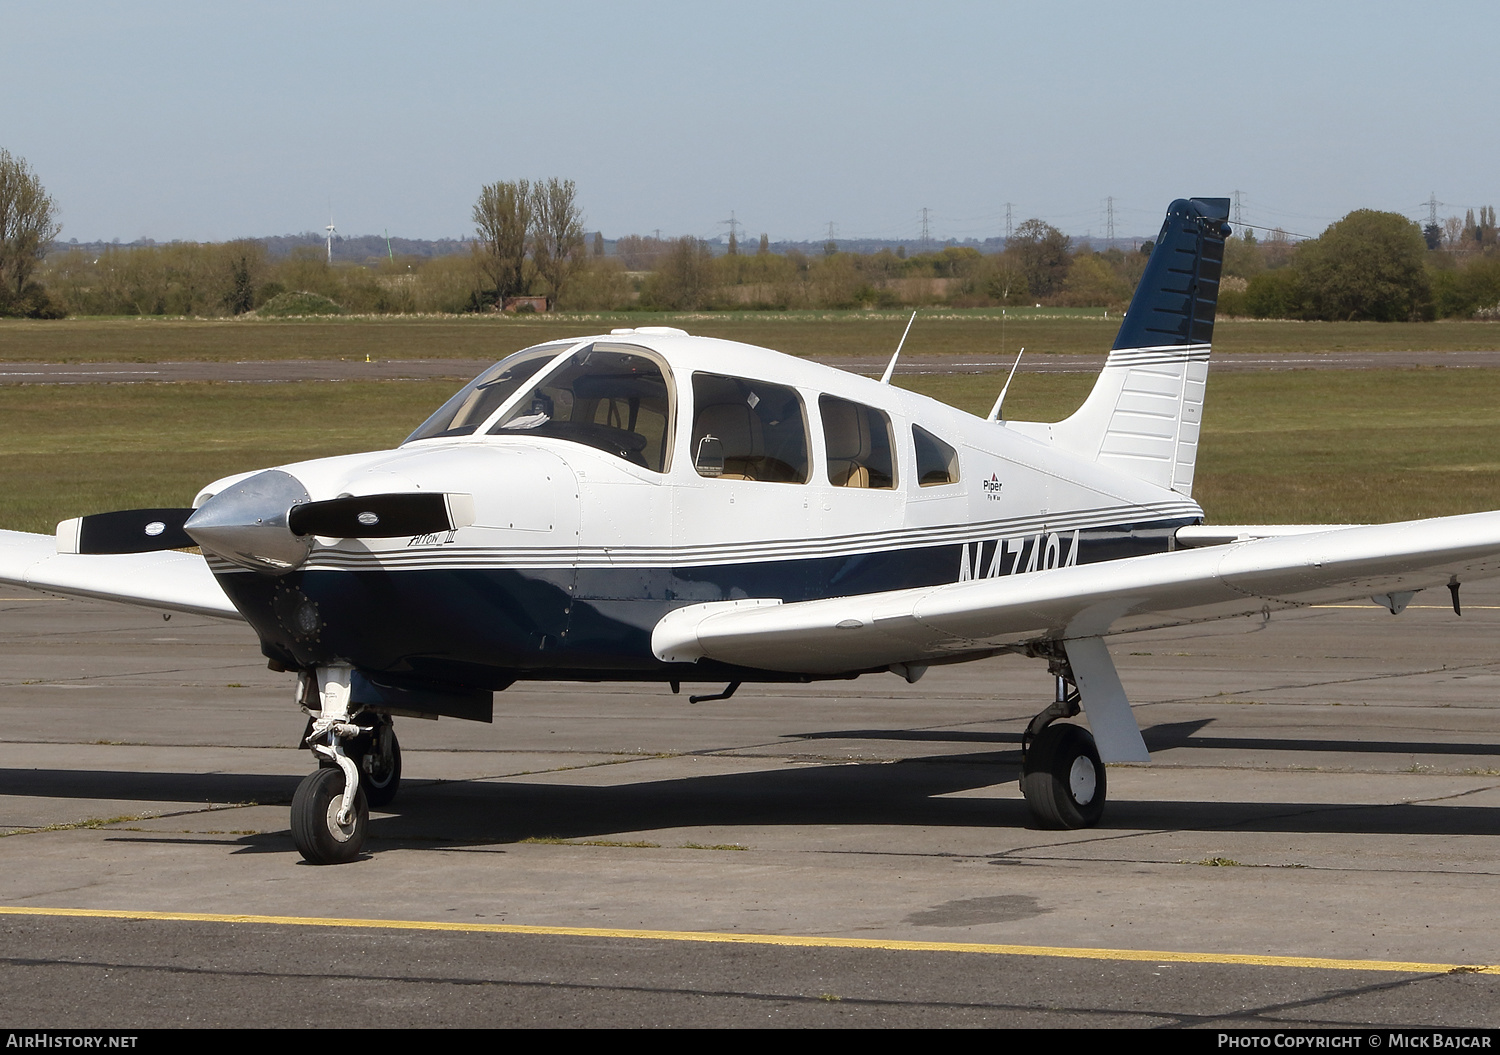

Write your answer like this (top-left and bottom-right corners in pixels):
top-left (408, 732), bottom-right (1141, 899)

top-left (6, 197), bottom-right (1500, 865)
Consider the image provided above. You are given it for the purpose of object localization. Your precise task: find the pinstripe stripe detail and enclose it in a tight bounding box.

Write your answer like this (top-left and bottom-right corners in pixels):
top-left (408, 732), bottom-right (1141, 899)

top-left (1104, 344), bottom-right (1211, 368)
top-left (206, 503), bottom-right (1199, 574)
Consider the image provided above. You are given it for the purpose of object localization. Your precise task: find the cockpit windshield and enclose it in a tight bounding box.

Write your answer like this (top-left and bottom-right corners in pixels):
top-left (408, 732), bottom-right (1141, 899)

top-left (403, 341), bottom-right (577, 443)
top-left (488, 343), bottom-right (674, 472)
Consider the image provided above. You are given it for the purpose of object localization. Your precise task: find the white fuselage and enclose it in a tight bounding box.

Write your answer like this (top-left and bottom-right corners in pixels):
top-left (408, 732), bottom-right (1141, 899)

top-left (197, 332), bottom-right (1202, 682)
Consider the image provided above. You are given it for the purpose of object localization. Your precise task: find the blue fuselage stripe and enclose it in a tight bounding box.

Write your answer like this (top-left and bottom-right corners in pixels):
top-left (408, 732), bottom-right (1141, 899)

top-left (218, 519), bottom-right (1193, 684)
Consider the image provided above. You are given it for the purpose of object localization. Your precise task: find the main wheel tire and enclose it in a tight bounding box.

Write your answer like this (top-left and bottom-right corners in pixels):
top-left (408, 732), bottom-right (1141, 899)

top-left (1021, 723), bottom-right (1106, 830)
top-left (290, 766), bottom-right (368, 864)
top-left (361, 732), bottom-right (401, 809)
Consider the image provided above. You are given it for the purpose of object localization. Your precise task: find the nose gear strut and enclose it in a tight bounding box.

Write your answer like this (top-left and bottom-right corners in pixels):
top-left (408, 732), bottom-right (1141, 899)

top-left (290, 665), bottom-right (369, 864)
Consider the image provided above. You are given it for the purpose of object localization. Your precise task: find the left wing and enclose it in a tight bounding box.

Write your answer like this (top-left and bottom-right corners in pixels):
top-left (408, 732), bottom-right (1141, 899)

top-left (653, 511), bottom-right (1500, 675)
top-left (0, 529), bottom-right (241, 619)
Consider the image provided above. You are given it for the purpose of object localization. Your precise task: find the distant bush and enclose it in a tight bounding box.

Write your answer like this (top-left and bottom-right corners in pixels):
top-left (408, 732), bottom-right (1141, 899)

top-left (1217, 287), bottom-right (1249, 317)
top-left (554, 258), bottom-right (632, 311)
top-left (0, 280), bottom-right (66, 318)
top-left (1245, 268), bottom-right (1305, 319)
top-left (1431, 256), bottom-right (1500, 319)
top-left (255, 290), bottom-right (345, 317)
top-left (1296, 210), bottom-right (1431, 321)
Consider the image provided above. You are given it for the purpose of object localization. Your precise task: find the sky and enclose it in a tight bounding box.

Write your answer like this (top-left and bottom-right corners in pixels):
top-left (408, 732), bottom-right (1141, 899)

top-left (4, 0), bottom-right (1497, 245)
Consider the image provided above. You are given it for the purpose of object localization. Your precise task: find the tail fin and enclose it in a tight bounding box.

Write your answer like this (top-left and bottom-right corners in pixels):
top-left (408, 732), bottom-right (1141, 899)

top-left (1048, 198), bottom-right (1231, 497)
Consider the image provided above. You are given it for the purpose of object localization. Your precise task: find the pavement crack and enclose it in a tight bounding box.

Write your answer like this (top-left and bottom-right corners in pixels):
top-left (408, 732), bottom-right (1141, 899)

top-left (1406, 782), bottom-right (1500, 804)
top-left (1176, 970), bottom-right (1457, 1029)
top-left (0, 951), bottom-right (1186, 1023)
top-left (0, 801), bottom-right (260, 837)
top-left (1147, 659), bottom-right (1500, 707)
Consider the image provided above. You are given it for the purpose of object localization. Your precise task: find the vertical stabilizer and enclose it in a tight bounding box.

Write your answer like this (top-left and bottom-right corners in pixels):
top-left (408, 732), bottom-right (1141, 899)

top-left (1047, 198), bottom-right (1231, 497)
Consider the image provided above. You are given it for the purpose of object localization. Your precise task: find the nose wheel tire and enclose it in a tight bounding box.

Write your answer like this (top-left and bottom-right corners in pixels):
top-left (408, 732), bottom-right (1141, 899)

top-left (1021, 723), bottom-right (1105, 830)
top-left (291, 766), bottom-right (368, 864)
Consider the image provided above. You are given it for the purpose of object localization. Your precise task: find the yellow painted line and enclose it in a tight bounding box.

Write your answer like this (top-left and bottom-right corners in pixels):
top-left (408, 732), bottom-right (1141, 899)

top-left (0, 906), bottom-right (1492, 974)
top-left (1310, 604), bottom-right (1500, 610)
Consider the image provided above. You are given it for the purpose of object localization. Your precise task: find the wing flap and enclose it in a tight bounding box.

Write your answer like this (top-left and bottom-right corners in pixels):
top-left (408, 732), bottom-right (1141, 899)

top-left (1174, 523), bottom-right (1361, 547)
top-left (0, 529), bottom-right (241, 620)
top-left (653, 512), bottom-right (1500, 675)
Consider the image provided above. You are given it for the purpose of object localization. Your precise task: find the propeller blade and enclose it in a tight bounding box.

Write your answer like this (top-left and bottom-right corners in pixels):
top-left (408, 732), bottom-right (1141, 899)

top-left (56, 509), bottom-right (197, 555)
top-left (287, 493), bottom-right (474, 539)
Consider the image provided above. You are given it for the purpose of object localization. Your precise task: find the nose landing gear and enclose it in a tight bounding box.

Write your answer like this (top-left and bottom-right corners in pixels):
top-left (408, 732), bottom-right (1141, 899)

top-left (291, 765), bottom-right (368, 864)
top-left (291, 664), bottom-right (393, 864)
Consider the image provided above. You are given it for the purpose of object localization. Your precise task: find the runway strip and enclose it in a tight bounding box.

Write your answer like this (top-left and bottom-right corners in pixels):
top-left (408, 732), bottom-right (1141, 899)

top-left (2, 906), bottom-right (1492, 975)
top-left (7, 349), bottom-right (1500, 384)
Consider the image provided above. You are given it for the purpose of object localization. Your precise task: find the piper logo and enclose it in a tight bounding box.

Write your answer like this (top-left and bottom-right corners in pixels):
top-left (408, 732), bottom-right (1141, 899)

top-left (983, 473), bottom-right (1003, 500)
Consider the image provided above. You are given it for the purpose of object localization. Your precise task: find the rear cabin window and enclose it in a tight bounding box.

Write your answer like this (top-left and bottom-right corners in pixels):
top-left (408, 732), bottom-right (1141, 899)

top-left (690, 374), bottom-right (809, 483)
top-left (487, 343), bottom-right (674, 472)
top-left (820, 395), bottom-right (896, 489)
top-left (404, 341), bottom-right (574, 443)
top-left (913, 425), bottom-right (960, 486)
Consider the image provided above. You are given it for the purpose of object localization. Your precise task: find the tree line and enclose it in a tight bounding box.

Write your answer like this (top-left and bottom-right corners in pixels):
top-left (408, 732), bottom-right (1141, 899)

top-left (21, 212), bottom-right (1158, 317)
top-left (4, 147), bottom-right (1499, 320)
top-left (1220, 209), bottom-right (1500, 321)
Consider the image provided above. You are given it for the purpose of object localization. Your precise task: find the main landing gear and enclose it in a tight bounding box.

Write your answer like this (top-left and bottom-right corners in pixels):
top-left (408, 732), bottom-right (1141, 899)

top-left (1019, 658), bottom-right (1106, 830)
top-left (291, 666), bottom-right (402, 864)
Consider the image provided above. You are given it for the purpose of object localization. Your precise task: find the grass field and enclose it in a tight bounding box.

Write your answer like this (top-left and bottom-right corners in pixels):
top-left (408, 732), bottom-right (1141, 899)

top-left (3, 368), bottom-right (1499, 533)
top-left (3, 312), bottom-right (1500, 364)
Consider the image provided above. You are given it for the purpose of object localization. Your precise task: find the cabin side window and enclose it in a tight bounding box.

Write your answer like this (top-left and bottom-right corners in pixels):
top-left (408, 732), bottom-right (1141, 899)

top-left (690, 373), bottom-right (809, 483)
top-left (913, 425), bottom-right (960, 486)
top-left (819, 395), bottom-right (896, 489)
top-left (487, 343), bottom-right (674, 472)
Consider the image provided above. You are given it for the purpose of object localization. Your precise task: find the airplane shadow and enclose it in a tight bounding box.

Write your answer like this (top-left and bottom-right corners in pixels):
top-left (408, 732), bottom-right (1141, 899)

top-left (801, 718), bottom-right (1500, 759)
top-left (1, 717), bottom-right (1495, 856)
top-left (358, 760), bottom-right (1500, 852)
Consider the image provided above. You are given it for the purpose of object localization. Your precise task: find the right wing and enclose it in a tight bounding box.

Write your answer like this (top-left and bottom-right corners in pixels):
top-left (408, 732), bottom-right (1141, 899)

top-left (0, 529), bottom-right (242, 620)
top-left (652, 511), bottom-right (1500, 675)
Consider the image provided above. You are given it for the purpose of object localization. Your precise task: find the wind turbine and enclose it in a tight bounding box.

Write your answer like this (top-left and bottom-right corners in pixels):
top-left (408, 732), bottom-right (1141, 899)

top-left (325, 216), bottom-right (336, 265)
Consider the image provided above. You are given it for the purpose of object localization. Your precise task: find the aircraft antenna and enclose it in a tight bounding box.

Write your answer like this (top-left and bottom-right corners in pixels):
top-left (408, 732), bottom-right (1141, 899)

top-left (987, 347), bottom-right (1025, 422)
top-left (879, 311), bottom-right (917, 385)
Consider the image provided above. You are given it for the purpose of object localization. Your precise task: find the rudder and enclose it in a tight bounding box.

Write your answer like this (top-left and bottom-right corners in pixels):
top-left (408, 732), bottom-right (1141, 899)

top-left (1047, 198), bottom-right (1232, 497)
